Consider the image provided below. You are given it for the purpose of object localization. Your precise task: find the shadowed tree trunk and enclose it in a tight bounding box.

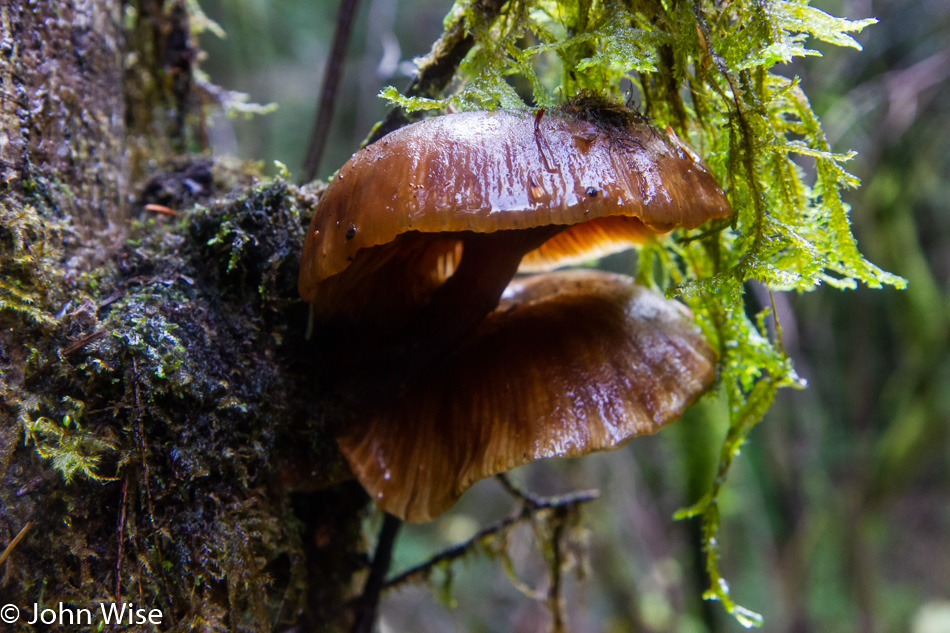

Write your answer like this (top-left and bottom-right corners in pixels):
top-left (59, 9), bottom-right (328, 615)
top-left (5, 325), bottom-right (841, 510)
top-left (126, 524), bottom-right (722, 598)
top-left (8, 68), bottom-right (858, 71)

top-left (1, 2), bottom-right (365, 631)
top-left (1, 0), bottom-right (127, 230)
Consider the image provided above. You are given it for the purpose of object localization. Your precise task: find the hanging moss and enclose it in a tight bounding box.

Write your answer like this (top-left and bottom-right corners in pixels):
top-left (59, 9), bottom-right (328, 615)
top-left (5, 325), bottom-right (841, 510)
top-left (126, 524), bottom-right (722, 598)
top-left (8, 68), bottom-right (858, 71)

top-left (380, 0), bottom-right (903, 624)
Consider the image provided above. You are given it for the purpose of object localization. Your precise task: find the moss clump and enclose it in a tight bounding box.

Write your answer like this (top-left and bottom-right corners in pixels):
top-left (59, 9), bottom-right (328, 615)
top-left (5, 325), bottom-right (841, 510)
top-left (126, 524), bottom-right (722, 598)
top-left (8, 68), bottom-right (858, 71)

top-left (189, 180), bottom-right (316, 307)
top-left (1, 166), bottom-right (364, 632)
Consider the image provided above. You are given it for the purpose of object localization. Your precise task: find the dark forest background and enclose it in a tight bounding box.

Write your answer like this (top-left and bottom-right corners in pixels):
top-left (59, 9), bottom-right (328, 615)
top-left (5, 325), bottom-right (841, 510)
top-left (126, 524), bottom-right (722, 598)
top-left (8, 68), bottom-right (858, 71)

top-left (195, 0), bottom-right (949, 630)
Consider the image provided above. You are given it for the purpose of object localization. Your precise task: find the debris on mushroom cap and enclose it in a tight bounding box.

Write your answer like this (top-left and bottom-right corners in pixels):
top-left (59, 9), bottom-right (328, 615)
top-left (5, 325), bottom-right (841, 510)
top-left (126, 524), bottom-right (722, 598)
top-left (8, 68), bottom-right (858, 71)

top-left (336, 270), bottom-right (717, 523)
top-left (298, 106), bottom-right (732, 322)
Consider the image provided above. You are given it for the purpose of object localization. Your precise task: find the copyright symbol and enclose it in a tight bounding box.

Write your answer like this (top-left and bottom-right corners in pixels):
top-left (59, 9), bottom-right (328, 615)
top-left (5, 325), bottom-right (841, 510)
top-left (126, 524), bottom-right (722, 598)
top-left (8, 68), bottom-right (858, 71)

top-left (0, 604), bottom-right (19, 623)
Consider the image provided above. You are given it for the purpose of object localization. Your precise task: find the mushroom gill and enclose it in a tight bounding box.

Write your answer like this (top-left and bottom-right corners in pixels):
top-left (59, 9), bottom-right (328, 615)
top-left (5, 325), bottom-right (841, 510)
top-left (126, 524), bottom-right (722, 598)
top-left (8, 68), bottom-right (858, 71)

top-left (337, 270), bottom-right (717, 522)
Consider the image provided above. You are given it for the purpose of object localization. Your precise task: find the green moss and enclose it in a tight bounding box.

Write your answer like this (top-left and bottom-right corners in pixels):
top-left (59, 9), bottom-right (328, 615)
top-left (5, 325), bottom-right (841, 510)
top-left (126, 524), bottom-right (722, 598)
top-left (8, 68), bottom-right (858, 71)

top-left (189, 179), bottom-right (312, 305)
top-left (380, 0), bottom-right (903, 624)
top-left (0, 202), bottom-right (62, 328)
top-left (1, 164), bottom-right (361, 631)
top-left (23, 412), bottom-right (117, 484)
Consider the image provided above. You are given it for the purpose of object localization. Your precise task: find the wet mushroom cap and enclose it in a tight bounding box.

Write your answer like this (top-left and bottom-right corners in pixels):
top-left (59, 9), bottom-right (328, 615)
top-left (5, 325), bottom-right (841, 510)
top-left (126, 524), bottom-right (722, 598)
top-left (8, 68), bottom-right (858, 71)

top-left (336, 270), bottom-right (718, 523)
top-left (298, 108), bottom-right (732, 322)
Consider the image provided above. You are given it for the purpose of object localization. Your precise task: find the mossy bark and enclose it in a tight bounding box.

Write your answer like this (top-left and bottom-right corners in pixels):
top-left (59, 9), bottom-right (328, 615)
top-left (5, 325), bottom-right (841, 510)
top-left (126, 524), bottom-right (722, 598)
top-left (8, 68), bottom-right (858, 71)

top-left (1, 2), bottom-right (365, 631)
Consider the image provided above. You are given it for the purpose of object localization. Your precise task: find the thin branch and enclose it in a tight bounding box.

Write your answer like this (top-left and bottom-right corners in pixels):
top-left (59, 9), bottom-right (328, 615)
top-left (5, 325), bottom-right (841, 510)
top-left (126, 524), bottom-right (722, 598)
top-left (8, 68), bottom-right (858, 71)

top-left (62, 329), bottom-right (108, 356)
top-left (352, 513), bottom-right (402, 633)
top-left (548, 508), bottom-right (566, 633)
top-left (130, 359), bottom-right (177, 626)
top-left (0, 521), bottom-right (32, 566)
top-left (496, 472), bottom-right (545, 507)
top-left (25, 329), bottom-right (109, 389)
top-left (364, 0), bottom-right (509, 146)
top-left (115, 476), bottom-right (129, 602)
top-left (382, 488), bottom-right (599, 592)
top-left (302, 0), bottom-right (362, 183)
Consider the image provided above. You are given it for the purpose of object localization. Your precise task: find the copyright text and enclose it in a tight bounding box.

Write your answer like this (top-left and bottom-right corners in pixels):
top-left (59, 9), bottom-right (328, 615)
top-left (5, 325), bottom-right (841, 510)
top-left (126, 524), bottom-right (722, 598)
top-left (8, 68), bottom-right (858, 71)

top-left (0, 602), bottom-right (163, 626)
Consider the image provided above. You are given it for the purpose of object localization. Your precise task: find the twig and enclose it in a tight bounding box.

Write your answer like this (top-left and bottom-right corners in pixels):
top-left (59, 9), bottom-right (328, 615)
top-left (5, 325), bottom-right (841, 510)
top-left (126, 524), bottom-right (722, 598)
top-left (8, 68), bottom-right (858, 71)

top-left (130, 359), bottom-right (176, 625)
top-left (144, 203), bottom-right (177, 216)
top-left (352, 513), bottom-right (402, 633)
top-left (0, 521), bottom-right (33, 566)
top-left (496, 472), bottom-right (545, 508)
top-left (25, 329), bottom-right (110, 389)
top-left (302, 0), bottom-right (362, 182)
top-left (382, 488), bottom-right (599, 592)
top-left (62, 329), bottom-right (108, 356)
top-left (131, 359), bottom-right (156, 528)
top-left (115, 476), bottom-right (129, 602)
top-left (364, 0), bottom-right (509, 146)
top-left (548, 507), bottom-right (567, 632)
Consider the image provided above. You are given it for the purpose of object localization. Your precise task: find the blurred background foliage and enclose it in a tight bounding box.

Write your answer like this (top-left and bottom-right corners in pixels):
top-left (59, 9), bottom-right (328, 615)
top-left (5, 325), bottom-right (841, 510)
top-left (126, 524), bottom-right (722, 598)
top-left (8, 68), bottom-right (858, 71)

top-left (198, 0), bottom-right (949, 630)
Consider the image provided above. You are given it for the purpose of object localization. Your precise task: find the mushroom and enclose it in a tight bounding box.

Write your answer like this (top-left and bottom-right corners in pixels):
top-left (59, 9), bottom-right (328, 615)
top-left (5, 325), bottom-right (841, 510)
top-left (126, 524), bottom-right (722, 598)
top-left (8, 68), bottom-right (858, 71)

top-left (298, 103), bottom-right (731, 381)
top-left (299, 99), bottom-right (732, 520)
top-left (337, 270), bottom-right (717, 522)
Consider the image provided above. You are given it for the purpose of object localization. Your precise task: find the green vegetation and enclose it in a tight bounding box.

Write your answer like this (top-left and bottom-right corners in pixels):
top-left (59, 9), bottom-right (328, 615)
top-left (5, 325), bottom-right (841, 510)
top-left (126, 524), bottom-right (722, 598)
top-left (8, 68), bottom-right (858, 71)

top-left (0, 171), bottom-right (361, 630)
top-left (5, 0), bottom-right (938, 629)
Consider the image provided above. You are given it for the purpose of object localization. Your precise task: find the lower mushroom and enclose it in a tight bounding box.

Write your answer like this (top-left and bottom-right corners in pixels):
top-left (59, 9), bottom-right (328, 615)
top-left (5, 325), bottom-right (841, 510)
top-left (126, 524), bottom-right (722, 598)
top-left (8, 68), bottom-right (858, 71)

top-left (337, 269), bottom-right (717, 522)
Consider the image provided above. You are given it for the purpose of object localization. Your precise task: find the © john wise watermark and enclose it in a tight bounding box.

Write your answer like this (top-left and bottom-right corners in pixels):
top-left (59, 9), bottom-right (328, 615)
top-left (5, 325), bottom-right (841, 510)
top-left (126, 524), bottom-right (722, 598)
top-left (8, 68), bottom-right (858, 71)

top-left (1, 602), bottom-right (163, 626)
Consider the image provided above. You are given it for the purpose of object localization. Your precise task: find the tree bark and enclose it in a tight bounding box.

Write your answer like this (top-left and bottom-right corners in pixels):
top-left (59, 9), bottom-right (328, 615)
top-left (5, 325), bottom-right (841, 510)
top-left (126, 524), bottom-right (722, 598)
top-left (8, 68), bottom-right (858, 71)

top-left (1, 0), bottom-right (127, 231)
top-left (0, 2), bottom-right (363, 631)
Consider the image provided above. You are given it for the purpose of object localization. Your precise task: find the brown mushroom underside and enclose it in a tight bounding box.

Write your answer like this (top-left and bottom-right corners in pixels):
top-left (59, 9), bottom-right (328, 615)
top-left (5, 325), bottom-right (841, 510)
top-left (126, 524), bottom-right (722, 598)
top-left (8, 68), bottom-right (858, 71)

top-left (336, 270), bottom-right (717, 523)
top-left (299, 108), bottom-right (731, 384)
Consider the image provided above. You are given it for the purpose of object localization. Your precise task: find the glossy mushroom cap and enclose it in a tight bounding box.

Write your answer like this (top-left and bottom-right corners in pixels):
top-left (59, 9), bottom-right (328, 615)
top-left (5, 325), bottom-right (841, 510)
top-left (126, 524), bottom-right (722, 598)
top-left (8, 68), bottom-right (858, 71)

top-left (299, 107), bottom-right (732, 330)
top-left (337, 270), bottom-right (717, 522)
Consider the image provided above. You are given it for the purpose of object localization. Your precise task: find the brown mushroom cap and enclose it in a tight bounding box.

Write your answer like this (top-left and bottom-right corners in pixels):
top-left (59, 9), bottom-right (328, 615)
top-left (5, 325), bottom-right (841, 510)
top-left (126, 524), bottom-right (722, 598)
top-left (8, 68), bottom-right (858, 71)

top-left (337, 270), bottom-right (717, 522)
top-left (298, 108), bottom-right (732, 325)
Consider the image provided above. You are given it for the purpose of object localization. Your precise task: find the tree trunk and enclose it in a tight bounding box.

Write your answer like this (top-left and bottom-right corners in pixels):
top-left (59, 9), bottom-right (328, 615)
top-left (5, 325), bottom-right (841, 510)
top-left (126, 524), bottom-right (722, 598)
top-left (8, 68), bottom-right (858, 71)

top-left (1, 2), bottom-right (363, 631)
top-left (1, 0), bottom-right (126, 230)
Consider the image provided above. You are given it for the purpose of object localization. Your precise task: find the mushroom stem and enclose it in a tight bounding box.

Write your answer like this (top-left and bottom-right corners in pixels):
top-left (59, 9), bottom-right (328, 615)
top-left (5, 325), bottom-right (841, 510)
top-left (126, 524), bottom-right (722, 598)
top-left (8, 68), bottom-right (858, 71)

top-left (408, 226), bottom-right (561, 358)
top-left (330, 226), bottom-right (562, 406)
